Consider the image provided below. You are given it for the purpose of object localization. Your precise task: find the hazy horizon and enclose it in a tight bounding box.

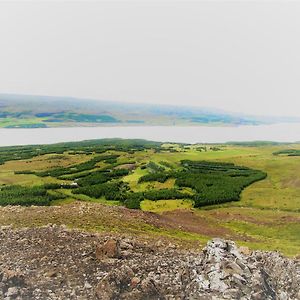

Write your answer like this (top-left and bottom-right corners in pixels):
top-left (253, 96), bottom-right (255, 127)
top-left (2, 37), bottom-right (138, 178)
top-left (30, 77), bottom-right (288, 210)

top-left (1, 1), bottom-right (300, 117)
top-left (1, 92), bottom-right (300, 120)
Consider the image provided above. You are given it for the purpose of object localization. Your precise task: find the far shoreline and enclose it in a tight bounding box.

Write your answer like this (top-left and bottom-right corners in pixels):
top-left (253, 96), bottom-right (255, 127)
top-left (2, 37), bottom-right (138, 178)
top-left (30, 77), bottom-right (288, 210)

top-left (0, 123), bottom-right (300, 147)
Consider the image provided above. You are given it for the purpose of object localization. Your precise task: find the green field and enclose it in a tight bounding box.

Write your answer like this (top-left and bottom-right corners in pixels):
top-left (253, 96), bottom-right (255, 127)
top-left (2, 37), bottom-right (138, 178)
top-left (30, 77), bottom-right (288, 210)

top-left (0, 139), bottom-right (299, 256)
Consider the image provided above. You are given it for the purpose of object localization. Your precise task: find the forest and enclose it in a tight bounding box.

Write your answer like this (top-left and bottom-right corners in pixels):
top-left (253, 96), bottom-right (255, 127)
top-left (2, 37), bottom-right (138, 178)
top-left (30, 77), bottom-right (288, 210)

top-left (0, 139), bottom-right (269, 209)
top-left (273, 149), bottom-right (300, 156)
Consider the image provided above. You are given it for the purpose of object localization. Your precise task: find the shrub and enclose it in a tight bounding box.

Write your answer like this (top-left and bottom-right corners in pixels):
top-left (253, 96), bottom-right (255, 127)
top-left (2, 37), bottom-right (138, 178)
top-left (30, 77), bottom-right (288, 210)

top-left (0, 185), bottom-right (62, 206)
top-left (124, 193), bottom-right (144, 209)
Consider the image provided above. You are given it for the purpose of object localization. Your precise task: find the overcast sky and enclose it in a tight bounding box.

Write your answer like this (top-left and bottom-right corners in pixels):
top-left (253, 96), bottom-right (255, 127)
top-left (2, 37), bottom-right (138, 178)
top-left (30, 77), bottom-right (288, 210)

top-left (0, 1), bottom-right (300, 117)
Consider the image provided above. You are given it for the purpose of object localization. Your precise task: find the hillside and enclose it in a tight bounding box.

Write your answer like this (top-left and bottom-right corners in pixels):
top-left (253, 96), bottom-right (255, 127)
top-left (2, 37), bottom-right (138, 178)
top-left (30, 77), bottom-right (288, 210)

top-left (0, 138), bottom-right (299, 299)
top-left (0, 224), bottom-right (299, 299)
top-left (1, 94), bottom-right (299, 128)
top-left (0, 139), bottom-right (299, 256)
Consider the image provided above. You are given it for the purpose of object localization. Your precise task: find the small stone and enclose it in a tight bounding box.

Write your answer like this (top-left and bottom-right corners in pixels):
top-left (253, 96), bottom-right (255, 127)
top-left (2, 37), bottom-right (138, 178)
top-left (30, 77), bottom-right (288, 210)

top-left (130, 277), bottom-right (141, 287)
top-left (120, 241), bottom-right (133, 250)
top-left (6, 287), bottom-right (18, 297)
top-left (44, 270), bottom-right (57, 278)
top-left (223, 261), bottom-right (243, 275)
top-left (96, 278), bottom-right (115, 300)
top-left (121, 250), bottom-right (132, 258)
top-left (84, 282), bottom-right (92, 289)
top-left (155, 240), bottom-right (164, 247)
top-left (222, 288), bottom-right (240, 299)
top-left (96, 239), bottom-right (121, 259)
top-left (140, 278), bottom-right (158, 295)
top-left (239, 246), bottom-right (252, 256)
top-left (278, 291), bottom-right (288, 300)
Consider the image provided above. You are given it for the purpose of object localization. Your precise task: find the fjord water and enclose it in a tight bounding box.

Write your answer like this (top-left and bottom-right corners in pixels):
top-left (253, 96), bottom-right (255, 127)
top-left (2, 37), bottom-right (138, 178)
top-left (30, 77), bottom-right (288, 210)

top-left (0, 123), bottom-right (300, 146)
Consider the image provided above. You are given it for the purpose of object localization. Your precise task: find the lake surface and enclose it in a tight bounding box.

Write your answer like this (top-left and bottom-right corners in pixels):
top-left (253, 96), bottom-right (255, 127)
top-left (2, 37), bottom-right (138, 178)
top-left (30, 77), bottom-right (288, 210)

top-left (0, 123), bottom-right (300, 146)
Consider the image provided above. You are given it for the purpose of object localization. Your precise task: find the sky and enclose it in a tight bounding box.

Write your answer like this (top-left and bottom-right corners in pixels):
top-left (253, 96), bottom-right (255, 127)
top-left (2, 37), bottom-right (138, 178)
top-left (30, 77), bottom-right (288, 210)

top-left (0, 1), bottom-right (300, 117)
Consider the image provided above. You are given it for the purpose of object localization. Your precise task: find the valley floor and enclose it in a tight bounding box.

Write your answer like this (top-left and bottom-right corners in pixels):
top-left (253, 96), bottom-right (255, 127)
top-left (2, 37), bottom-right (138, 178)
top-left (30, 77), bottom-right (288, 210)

top-left (0, 141), bottom-right (299, 256)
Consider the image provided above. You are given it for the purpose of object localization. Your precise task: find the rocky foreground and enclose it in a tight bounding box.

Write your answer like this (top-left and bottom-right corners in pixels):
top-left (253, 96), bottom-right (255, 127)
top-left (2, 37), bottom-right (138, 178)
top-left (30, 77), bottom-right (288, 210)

top-left (0, 225), bottom-right (299, 300)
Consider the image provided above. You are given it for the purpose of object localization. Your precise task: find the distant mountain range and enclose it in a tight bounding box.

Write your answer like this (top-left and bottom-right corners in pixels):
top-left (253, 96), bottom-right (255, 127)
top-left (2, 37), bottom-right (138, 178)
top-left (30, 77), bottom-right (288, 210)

top-left (0, 94), bottom-right (299, 128)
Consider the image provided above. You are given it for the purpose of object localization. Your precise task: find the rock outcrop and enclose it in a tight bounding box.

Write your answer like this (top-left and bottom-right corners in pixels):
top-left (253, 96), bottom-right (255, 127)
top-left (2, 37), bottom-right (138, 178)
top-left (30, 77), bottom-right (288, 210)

top-left (0, 225), bottom-right (299, 299)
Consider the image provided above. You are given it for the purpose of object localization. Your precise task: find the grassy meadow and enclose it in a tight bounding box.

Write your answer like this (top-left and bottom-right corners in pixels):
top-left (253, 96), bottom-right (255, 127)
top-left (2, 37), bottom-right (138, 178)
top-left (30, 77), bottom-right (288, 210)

top-left (0, 140), bottom-right (299, 256)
